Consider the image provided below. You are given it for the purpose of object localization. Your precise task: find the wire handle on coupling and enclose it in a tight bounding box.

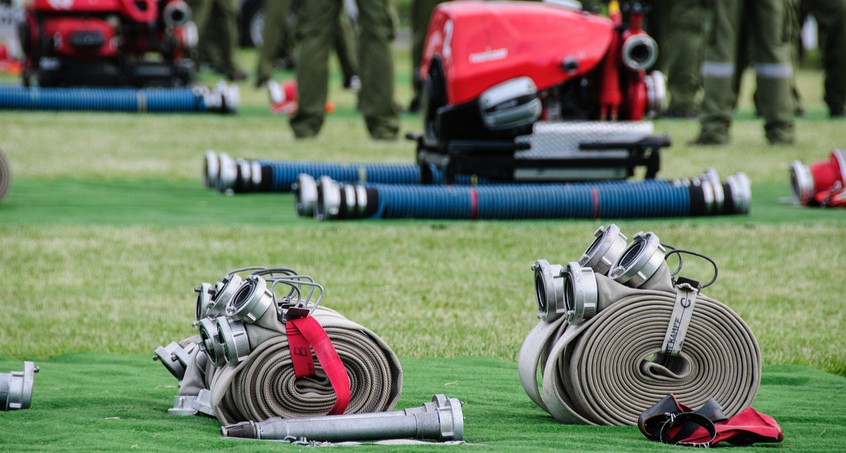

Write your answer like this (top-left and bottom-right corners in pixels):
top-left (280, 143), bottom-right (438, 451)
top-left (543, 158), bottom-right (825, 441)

top-left (266, 275), bottom-right (324, 320)
top-left (664, 249), bottom-right (718, 291)
top-left (224, 266), bottom-right (269, 279)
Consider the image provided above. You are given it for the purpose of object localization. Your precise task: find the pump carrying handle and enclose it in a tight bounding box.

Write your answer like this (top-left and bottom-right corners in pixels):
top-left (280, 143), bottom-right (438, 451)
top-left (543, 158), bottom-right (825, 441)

top-left (120, 0), bottom-right (158, 23)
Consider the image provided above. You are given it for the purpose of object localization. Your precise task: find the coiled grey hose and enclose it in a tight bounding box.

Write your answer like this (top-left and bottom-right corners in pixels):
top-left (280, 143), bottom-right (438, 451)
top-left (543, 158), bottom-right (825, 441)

top-left (209, 308), bottom-right (403, 425)
top-left (518, 289), bottom-right (761, 426)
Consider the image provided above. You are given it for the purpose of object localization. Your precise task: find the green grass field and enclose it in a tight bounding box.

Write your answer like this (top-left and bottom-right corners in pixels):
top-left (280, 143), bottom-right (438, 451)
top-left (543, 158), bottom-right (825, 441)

top-left (0, 44), bottom-right (844, 451)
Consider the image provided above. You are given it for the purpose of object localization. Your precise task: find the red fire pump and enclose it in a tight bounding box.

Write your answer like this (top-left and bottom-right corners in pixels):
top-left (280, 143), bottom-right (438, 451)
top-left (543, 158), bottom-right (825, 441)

top-left (412, 1), bottom-right (669, 183)
top-left (19, 0), bottom-right (196, 87)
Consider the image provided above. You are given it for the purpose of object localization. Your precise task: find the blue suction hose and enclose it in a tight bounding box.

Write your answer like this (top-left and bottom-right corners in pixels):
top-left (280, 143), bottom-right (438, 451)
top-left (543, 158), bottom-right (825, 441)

top-left (205, 152), bottom-right (482, 194)
top-left (308, 170), bottom-right (750, 220)
top-left (0, 84), bottom-right (237, 113)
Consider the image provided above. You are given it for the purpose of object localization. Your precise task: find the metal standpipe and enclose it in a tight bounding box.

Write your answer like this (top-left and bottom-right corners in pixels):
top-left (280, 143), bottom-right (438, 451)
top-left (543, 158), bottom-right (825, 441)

top-left (222, 394), bottom-right (464, 443)
top-left (0, 361), bottom-right (39, 411)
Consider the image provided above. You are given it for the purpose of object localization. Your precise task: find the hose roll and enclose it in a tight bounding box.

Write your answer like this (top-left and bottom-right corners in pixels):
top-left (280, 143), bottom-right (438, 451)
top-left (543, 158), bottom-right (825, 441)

top-left (519, 226), bottom-right (761, 426)
top-left (209, 307), bottom-right (403, 425)
top-left (519, 289), bottom-right (760, 425)
top-left (156, 267), bottom-right (403, 426)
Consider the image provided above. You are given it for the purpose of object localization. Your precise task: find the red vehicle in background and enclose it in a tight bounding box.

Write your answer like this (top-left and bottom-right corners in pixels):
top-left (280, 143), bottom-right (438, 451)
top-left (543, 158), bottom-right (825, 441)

top-left (414, 1), bottom-right (668, 183)
top-left (19, 0), bottom-right (196, 87)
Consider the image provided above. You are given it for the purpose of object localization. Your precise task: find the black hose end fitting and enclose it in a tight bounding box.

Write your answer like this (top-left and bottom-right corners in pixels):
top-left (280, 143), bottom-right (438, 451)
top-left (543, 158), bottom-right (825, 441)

top-left (221, 421), bottom-right (258, 439)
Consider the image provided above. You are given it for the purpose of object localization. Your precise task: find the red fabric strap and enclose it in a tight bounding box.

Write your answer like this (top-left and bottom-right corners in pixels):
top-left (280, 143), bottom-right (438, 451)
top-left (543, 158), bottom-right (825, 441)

top-left (286, 316), bottom-right (351, 415)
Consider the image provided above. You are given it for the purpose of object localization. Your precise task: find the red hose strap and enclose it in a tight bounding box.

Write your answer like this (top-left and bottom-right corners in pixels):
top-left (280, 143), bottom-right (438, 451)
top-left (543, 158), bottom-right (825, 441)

top-left (470, 187), bottom-right (479, 220)
top-left (286, 316), bottom-right (351, 415)
top-left (591, 186), bottom-right (600, 219)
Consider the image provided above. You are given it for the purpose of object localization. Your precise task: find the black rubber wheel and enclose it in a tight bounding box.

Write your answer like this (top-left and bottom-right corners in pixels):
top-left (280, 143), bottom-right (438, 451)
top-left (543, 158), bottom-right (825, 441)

top-left (422, 56), bottom-right (447, 143)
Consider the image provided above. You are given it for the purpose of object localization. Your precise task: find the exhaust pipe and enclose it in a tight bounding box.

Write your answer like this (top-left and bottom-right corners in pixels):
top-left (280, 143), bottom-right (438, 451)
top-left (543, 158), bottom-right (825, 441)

top-left (222, 394), bottom-right (464, 442)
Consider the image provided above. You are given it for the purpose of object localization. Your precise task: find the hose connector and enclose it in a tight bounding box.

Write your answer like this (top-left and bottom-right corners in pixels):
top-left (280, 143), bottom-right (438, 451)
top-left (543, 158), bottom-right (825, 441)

top-left (562, 262), bottom-right (598, 324)
top-left (162, 0), bottom-right (191, 27)
top-left (225, 275), bottom-right (274, 323)
top-left (153, 341), bottom-right (198, 380)
top-left (724, 172), bottom-right (751, 215)
top-left (578, 224), bottom-right (628, 275)
top-left (294, 173), bottom-right (318, 217)
top-left (621, 33), bottom-right (658, 71)
top-left (609, 231), bottom-right (666, 287)
top-left (316, 176), bottom-right (342, 220)
top-left (532, 259), bottom-right (565, 322)
top-left (197, 317), bottom-right (226, 367)
top-left (0, 362), bottom-right (39, 410)
top-left (203, 151), bottom-right (219, 189)
top-left (215, 317), bottom-right (250, 365)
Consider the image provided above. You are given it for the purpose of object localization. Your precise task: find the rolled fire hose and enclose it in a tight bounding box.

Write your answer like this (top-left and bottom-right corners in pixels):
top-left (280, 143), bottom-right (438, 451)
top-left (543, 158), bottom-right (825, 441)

top-left (209, 306), bottom-right (403, 425)
top-left (518, 225), bottom-right (761, 425)
top-left (0, 84), bottom-right (238, 113)
top-left (155, 268), bottom-right (403, 426)
top-left (306, 169), bottom-right (750, 220)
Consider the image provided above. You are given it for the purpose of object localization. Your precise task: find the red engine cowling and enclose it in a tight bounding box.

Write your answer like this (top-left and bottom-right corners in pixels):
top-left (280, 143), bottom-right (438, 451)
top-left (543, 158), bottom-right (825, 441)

top-left (421, 1), bottom-right (613, 107)
top-left (419, 1), bottom-right (663, 145)
top-left (21, 0), bottom-right (195, 87)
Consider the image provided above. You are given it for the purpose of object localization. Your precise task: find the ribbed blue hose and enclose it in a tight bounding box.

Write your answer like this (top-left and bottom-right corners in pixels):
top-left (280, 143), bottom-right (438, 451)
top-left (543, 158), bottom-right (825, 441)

top-left (0, 86), bottom-right (204, 112)
top-left (368, 180), bottom-right (690, 220)
top-left (259, 160), bottom-right (478, 192)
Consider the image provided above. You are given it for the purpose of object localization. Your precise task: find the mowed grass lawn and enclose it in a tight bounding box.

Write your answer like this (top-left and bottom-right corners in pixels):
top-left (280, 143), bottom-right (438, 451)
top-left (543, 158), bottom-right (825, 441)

top-left (0, 41), bottom-right (844, 452)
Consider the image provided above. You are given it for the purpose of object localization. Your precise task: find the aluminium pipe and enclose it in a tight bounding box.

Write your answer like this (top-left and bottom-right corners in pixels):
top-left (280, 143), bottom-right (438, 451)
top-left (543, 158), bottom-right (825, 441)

top-left (222, 394), bottom-right (463, 442)
top-left (0, 84), bottom-right (238, 113)
top-left (309, 172), bottom-right (750, 220)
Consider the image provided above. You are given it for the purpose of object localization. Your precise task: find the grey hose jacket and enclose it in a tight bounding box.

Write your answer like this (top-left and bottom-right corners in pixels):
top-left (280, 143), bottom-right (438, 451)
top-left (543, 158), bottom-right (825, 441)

top-left (207, 307), bottom-right (403, 425)
top-left (518, 274), bottom-right (761, 426)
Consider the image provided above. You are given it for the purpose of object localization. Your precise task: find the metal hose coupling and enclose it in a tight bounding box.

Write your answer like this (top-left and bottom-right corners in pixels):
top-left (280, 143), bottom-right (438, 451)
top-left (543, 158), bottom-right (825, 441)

top-left (195, 82), bottom-right (239, 114)
top-left (673, 169), bottom-right (750, 216)
top-left (790, 149), bottom-right (846, 205)
top-left (533, 260), bottom-right (599, 324)
top-left (203, 151), bottom-right (219, 189)
top-left (578, 224), bottom-right (628, 275)
top-left (609, 231), bottom-right (665, 285)
top-left (162, 0), bottom-right (191, 27)
top-left (316, 177), bottom-right (378, 220)
top-left (293, 173), bottom-right (318, 217)
top-left (221, 394), bottom-right (464, 443)
top-left (1, 362), bottom-right (39, 411)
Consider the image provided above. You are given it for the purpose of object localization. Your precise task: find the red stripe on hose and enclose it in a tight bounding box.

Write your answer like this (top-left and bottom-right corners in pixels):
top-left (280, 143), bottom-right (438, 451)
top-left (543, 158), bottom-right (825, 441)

top-left (591, 186), bottom-right (600, 219)
top-left (286, 316), bottom-right (351, 415)
top-left (470, 187), bottom-right (479, 220)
